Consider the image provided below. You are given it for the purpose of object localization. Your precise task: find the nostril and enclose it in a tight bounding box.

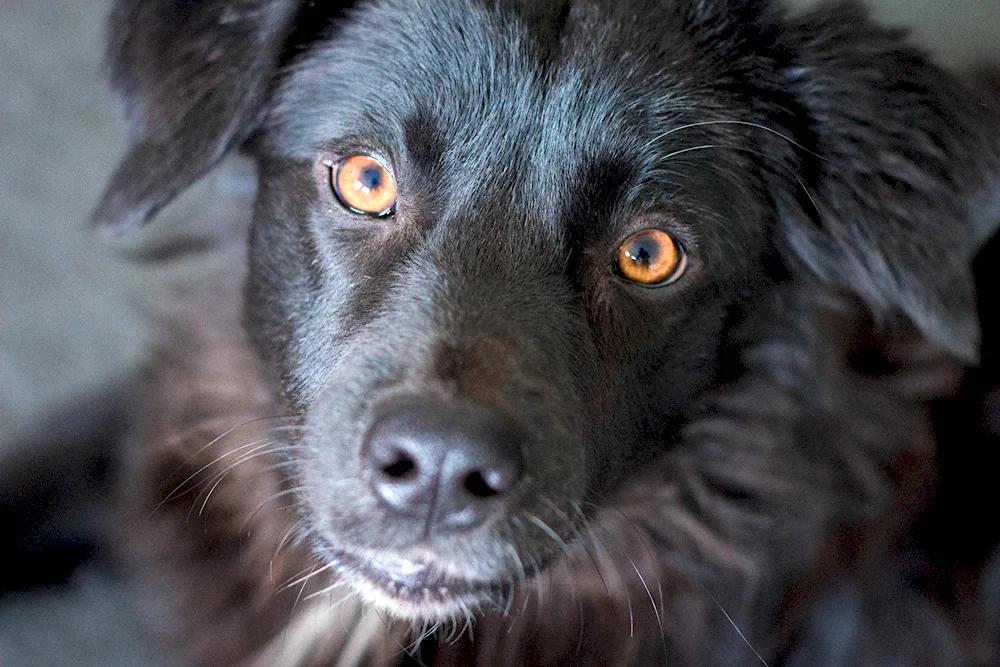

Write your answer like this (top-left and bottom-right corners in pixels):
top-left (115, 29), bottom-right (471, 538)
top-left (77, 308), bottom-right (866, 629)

top-left (364, 438), bottom-right (433, 518)
top-left (381, 452), bottom-right (417, 480)
top-left (463, 464), bottom-right (521, 499)
top-left (464, 470), bottom-right (497, 498)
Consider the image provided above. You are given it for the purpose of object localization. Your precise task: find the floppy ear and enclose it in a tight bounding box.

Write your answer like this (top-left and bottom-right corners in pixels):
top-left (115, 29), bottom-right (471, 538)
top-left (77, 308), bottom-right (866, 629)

top-left (767, 4), bottom-right (1000, 362)
top-left (93, 0), bottom-right (306, 234)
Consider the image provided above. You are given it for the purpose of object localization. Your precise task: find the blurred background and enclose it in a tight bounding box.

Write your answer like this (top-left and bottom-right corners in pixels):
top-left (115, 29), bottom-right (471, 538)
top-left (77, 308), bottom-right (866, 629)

top-left (0, 0), bottom-right (997, 664)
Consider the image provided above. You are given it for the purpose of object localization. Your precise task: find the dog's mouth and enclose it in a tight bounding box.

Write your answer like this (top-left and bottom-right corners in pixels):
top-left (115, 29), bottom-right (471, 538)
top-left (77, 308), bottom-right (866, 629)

top-left (324, 547), bottom-right (513, 619)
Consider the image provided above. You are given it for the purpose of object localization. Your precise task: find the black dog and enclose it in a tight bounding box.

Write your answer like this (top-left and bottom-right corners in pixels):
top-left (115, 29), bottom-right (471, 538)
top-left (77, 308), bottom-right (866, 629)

top-left (95, 0), bottom-right (1000, 664)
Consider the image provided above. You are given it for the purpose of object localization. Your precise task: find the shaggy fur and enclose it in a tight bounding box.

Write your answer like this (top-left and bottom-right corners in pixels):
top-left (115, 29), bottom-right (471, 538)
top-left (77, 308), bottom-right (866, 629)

top-left (98, 0), bottom-right (1000, 665)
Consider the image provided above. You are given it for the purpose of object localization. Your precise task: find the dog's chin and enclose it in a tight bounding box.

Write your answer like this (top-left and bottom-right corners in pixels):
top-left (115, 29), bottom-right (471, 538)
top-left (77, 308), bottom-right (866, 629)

top-left (323, 547), bottom-right (513, 621)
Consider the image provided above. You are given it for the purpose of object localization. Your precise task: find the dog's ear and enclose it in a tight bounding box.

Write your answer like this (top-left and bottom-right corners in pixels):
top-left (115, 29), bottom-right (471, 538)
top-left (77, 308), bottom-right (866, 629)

top-left (768, 4), bottom-right (1000, 362)
top-left (93, 0), bottom-right (307, 234)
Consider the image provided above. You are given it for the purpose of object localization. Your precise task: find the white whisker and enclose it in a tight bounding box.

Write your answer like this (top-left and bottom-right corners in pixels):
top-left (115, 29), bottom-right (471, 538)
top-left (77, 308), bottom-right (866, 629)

top-left (703, 587), bottom-right (770, 667)
top-left (647, 119), bottom-right (829, 162)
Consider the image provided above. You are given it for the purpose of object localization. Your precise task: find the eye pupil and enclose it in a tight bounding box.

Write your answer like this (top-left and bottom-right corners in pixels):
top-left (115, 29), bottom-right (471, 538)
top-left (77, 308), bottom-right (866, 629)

top-left (359, 166), bottom-right (382, 190)
top-left (626, 244), bottom-right (652, 263)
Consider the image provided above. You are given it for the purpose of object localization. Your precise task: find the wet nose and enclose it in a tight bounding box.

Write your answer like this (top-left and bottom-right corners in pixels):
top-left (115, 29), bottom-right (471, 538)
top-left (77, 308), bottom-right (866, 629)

top-left (361, 396), bottom-right (525, 533)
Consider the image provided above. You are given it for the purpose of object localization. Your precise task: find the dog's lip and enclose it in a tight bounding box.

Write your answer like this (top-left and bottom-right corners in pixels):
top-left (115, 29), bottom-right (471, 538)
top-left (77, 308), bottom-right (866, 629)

top-left (331, 547), bottom-right (507, 600)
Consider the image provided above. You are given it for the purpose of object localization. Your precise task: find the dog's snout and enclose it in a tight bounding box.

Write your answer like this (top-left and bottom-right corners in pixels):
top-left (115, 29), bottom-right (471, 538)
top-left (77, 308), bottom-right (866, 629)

top-left (362, 397), bottom-right (525, 533)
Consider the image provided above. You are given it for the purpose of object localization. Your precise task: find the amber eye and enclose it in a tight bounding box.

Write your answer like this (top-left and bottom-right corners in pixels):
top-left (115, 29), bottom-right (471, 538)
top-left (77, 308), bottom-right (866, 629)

top-left (331, 155), bottom-right (397, 216)
top-left (616, 229), bottom-right (687, 286)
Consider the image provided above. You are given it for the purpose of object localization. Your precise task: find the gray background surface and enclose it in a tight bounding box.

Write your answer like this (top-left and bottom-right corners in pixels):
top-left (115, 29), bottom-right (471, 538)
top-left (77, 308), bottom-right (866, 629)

top-left (0, 0), bottom-right (996, 665)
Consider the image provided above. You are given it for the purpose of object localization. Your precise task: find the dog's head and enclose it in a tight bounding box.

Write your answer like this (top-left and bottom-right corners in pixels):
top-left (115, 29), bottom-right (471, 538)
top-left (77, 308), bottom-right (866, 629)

top-left (97, 0), bottom-right (999, 620)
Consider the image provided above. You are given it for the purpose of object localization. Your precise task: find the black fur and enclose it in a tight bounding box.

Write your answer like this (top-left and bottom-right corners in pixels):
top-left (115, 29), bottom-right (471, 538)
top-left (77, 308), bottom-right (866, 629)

top-left (97, 0), bottom-right (1000, 664)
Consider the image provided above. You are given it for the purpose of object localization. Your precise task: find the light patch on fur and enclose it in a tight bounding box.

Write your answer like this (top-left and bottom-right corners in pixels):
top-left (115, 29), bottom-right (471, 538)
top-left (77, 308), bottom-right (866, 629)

top-left (248, 592), bottom-right (375, 667)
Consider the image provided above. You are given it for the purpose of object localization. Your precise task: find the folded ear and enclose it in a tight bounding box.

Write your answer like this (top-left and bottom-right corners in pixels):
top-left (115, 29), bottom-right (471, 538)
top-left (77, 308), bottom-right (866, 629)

top-left (768, 4), bottom-right (1000, 362)
top-left (93, 0), bottom-right (306, 234)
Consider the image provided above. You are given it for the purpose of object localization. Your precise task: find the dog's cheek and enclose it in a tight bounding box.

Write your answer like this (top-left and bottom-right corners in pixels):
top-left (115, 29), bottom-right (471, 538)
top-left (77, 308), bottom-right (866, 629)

top-left (245, 160), bottom-right (370, 404)
top-left (582, 282), bottom-right (733, 482)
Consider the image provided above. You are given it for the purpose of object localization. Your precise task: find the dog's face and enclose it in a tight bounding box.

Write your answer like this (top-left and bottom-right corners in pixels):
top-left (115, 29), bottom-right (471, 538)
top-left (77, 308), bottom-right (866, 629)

top-left (96, 0), bottom-right (999, 623)
top-left (245, 0), bottom-right (780, 617)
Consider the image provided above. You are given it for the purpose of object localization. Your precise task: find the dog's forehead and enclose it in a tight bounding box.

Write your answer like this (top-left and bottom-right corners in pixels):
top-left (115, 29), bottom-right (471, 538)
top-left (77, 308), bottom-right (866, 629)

top-left (267, 0), bottom-right (701, 178)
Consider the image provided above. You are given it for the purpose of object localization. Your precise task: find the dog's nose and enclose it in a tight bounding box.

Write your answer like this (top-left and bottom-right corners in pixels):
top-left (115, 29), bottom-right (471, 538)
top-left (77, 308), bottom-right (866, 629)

top-left (361, 396), bottom-right (525, 533)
